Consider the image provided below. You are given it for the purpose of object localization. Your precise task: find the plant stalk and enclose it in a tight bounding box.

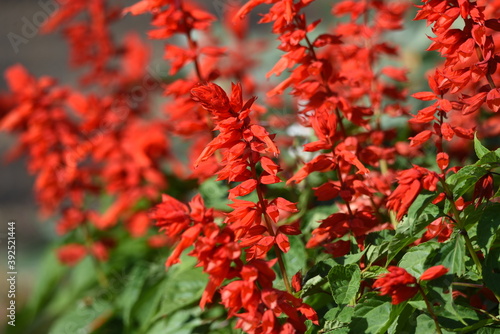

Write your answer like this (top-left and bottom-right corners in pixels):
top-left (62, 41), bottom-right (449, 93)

top-left (418, 285), bottom-right (443, 334)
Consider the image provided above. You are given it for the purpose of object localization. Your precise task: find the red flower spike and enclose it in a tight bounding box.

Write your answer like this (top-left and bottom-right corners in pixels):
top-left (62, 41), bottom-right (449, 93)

top-left (420, 265), bottom-right (449, 281)
top-left (191, 82), bottom-right (232, 119)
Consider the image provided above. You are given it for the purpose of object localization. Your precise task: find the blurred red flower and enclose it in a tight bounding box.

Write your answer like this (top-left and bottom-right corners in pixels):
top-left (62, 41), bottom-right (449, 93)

top-left (373, 266), bottom-right (418, 304)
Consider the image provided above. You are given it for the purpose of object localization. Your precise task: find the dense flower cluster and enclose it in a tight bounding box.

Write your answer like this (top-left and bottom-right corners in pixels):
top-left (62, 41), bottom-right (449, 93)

top-left (1, 1), bottom-right (169, 264)
top-left (151, 82), bottom-right (317, 333)
top-left (389, 0), bottom-right (500, 217)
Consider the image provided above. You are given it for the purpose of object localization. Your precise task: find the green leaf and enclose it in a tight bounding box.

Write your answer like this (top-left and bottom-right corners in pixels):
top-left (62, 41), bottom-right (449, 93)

top-left (349, 295), bottom-right (402, 334)
top-left (388, 193), bottom-right (440, 262)
top-left (446, 165), bottom-right (488, 200)
top-left (120, 264), bottom-right (150, 327)
top-left (415, 314), bottom-right (437, 334)
top-left (477, 203), bottom-right (500, 254)
top-left (477, 151), bottom-right (500, 165)
top-left (388, 303), bottom-right (418, 334)
top-left (328, 264), bottom-right (361, 305)
top-left (325, 306), bottom-right (355, 323)
top-left (443, 319), bottom-right (495, 332)
top-left (283, 235), bottom-right (307, 278)
top-left (398, 242), bottom-right (439, 277)
top-left (439, 235), bottom-right (466, 276)
top-left (199, 177), bottom-right (230, 211)
top-left (157, 264), bottom-right (207, 316)
top-left (48, 300), bottom-right (114, 334)
top-left (323, 307), bottom-right (354, 334)
top-left (301, 275), bottom-right (326, 298)
top-left (362, 266), bottom-right (388, 279)
top-left (477, 327), bottom-right (500, 334)
top-left (26, 250), bottom-right (67, 314)
top-left (483, 248), bottom-right (500, 296)
top-left (408, 300), bottom-right (427, 310)
top-left (304, 260), bottom-right (334, 282)
top-left (474, 134), bottom-right (490, 159)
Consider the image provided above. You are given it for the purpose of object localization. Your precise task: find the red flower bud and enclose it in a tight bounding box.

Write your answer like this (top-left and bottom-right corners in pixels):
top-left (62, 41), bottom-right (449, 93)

top-left (473, 173), bottom-right (494, 207)
top-left (420, 265), bottom-right (449, 281)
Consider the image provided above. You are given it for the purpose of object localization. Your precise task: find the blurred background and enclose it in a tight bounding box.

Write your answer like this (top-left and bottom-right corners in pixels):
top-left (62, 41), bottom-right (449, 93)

top-left (0, 0), bottom-right (155, 326)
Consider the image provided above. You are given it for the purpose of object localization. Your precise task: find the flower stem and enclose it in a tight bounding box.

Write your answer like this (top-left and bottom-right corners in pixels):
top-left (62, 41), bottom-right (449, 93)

top-left (461, 229), bottom-right (482, 273)
top-left (439, 179), bottom-right (483, 273)
top-left (251, 163), bottom-right (292, 294)
top-left (82, 224), bottom-right (109, 289)
top-left (418, 285), bottom-right (443, 334)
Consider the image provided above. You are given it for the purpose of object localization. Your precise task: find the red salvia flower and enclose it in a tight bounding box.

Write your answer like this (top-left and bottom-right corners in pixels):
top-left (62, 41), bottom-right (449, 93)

top-left (373, 266), bottom-right (419, 304)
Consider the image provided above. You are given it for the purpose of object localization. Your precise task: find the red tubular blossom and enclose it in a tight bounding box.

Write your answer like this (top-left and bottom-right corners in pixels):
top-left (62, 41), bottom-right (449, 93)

top-left (373, 266), bottom-right (419, 304)
top-left (473, 173), bottom-right (494, 207)
top-left (420, 265), bottom-right (449, 281)
top-left (387, 167), bottom-right (439, 220)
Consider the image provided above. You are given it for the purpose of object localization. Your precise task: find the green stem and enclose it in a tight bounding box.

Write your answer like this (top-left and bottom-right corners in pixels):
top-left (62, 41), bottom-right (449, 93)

top-left (461, 229), bottom-right (482, 273)
top-left (439, 179), bottom-right (483, 273)
top-left (418, 285), bottom-right (443, 334)
top-left (82, 224), bottom-right (110, 289)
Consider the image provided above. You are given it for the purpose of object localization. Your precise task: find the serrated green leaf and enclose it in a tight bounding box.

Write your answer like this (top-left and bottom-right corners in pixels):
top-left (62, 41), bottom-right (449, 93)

top-left (301, 275), bottom-right (326, 298)
top-left (362, 266), bottom-right (389, 279)
top-left (283, 235), bottom-right (307, 278)
top-left (477, 327), bottom-right (500, 334)
top-left (398, 242), bottom-right (439, 277)
top-left (408, 300), bottom-right (427, 310)
top-left (483, 248), bottom-right (500, 296)
top-left (475, 134), bottom-right (490, 159)
top-left (324, 306), bottom-right (355, 323)
top-left (478, 151), bottom-right (500, 165)
top-left (477, 203), bottom-right (500, 254)
top-left (48, 300), bottom-right (114, 334)
top-left (328, 264), bottom-right (361, 305)
top-left (120, 264), bottom-right (150, 327)
top-left (439, 236), bottom-right (466, 276)
top-left (199, 177), bottom-right (230, 211)
top-left (415, 314), bottom-right (437, 334)
top-left (304, 260), bottom-right (334, 282)
top-left (349, 297), bottom-right (398, 334)
top-left (388, 193), bottom-right (440, 262)
top-left (446, 165), bottom-right (488, 200)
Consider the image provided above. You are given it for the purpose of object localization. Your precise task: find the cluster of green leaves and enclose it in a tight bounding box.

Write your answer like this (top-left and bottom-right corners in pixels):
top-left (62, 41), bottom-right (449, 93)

top-left (291, 137), bottom-right (500, 333)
